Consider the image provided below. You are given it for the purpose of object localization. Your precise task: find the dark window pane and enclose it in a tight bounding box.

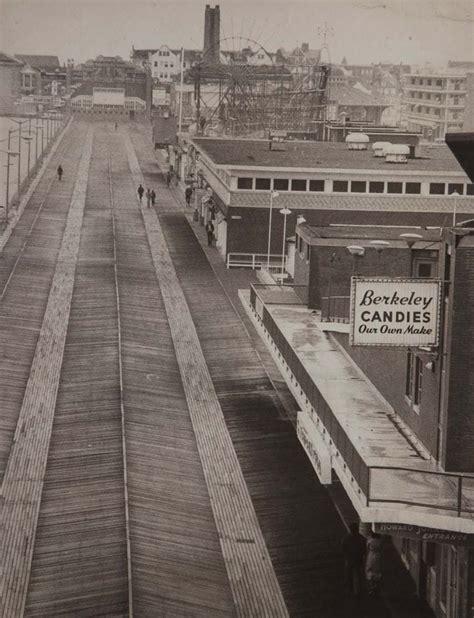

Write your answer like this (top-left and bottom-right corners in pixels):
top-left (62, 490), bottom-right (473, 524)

top-left (406, 182), bottom-right (421, 194)
top-left (333, 180), bottom-right (348, 192)
top-left (291, 179), bottom-right (307, 191)
top-left (255, 178), bottom-right (271, 190)
top-left (448, 183), bottom-right (464, 195)
top-left (309, 179), bottom-right (325, 192)
top-left (369, 181), bottom-right (384, 193)
top-left (467, 184), bottom-right (474, 196)
top-left (237, 177), bottom-right (253, 190)
top-left (351, 181), bottom-right (367, 193)
top-left (274, 178), bottom-right (289, 191)
top-left (387, 182), bottom-right (403, 194)
top-left (429, 183), bottom-right (445, 195)
top-left (417, 263), bottom-right (433, 278)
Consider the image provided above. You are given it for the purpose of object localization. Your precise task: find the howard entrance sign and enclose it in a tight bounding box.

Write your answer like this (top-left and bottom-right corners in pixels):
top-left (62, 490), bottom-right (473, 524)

top-left (350, 278), bottom-right (442, 347)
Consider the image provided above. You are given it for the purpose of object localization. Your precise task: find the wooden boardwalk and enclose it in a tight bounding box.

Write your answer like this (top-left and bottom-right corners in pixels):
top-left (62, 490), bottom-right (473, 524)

top-left (125, 134), bottom-right (289, 617)
top-left (0, 118), bottom-right (395, 618)
top-left (0, 126), bottom-right (94, 618)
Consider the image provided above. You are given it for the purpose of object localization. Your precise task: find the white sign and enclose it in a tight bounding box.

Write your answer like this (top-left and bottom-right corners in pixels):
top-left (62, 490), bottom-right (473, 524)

top-left (297, 411), bottom-right (332, 484)
top-left (350, 278), bottom-right (441, 347)
top-left (92, 87), bottom-right (125, 106)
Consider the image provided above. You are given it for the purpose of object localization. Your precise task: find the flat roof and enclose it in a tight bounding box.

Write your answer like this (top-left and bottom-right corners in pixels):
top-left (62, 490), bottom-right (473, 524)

top-left (299, 223), bottom-right (442, 245)
top-left (192, 138), bottom-right (467, 173)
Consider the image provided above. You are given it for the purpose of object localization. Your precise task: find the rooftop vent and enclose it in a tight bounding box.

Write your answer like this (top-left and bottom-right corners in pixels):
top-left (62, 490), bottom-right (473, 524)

top-left (372, 142), bottom-right (392, 157)
top-left (345, 132), bottom-right (370, 150)
top-left (385, 144), bottom-right (410, 164)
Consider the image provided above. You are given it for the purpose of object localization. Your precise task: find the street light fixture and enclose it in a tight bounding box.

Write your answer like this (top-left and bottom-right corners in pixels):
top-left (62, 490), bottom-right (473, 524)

top-left (399, 232), bottom-right (423, 249)
top-left (1, 148), bottom-right (20, 224)
top-left (279, 207), bottom-right (292, 280)
top-left (450, 190), bottom-right (460, 226)
top-left (346, 245), bottom-right (365, 275)
top-left (266, 190), bottom-right (279, 269)
top-left (370, 239), bottom-right (391, 256)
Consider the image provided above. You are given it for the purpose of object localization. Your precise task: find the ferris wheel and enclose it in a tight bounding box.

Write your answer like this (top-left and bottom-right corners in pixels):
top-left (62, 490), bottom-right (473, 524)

top-left (188, 35), bottom-right (331, 138)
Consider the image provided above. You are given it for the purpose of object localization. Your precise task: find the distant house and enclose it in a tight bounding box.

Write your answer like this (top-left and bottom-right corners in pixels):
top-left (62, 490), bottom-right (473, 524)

top-left (14, 54), bottom-right (64, 95)
top-left (0, 51), bottom-right (23, 113)
top-left (131, 46), bottom-right (201, 83)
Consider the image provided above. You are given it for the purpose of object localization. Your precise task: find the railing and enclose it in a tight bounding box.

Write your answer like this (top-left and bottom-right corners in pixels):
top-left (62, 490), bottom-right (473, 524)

top-left (321, 295), bottom-right (350, 322)
top-left (226, 252), bottom-right (285, 270)
top-left (250, 283), bottom-right (474, 519)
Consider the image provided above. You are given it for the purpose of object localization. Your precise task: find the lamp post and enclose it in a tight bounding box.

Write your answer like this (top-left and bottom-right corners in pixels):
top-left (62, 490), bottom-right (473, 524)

top-left (450, 190), bottom-right (460, 226)
top-left (37, 124), bottom-right (45, 158)
top-left (346, 245), bottom-right (365, 275)
top-left (266, 190), bottom-right (279, 269)
top-left (22, 135), bottom-right (33, 176)
top-left (9, 119), bottom-right (28, 200)
top-left (279, 206), bottom-right (292, 280)
top-left (1, 148), bottom-right (20, 224)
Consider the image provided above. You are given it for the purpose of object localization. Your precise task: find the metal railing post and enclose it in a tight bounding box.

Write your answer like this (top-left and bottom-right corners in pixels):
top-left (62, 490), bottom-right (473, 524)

top-left (457, 475), bottom-right (463, 517)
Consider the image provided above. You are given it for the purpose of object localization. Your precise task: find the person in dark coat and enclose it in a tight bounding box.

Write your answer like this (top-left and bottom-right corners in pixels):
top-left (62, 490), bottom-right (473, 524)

top-left (166, 170), bottom-right (172, 187)
top-left (342, 523), bottom-right (366, 597)
top-left (137, 184), bottom-right (144, 202)
top-left (146, 188), bottom-right (151, 208)
top-left (205, 221), bottom-right (215, 246)
top-left (150, 189), bottom-right (156, 206)
top-left (57, 165), bottom-right (63, 181)
top-left (185, 186), bottom-right (193, 206)
top-left (365, 531), bottom-right (384, 596)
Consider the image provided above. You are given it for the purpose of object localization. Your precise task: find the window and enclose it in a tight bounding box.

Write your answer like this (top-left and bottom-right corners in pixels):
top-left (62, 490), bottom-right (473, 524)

top-left (427, 79), bottom-right (432, 86)
top-left (237, 177), bottom-right (253, 190)
top-left (255, 178), bottom-right (271, 190)
top-left (448, 183), bottom-right (464, 195)
top-left (406, 352), bottom-right (423, 409)
top-left (467, 184), bottom-right (474, 196)
top-left (436, 79), bottom-right (443, 87)
top-left (333, 180), bottom-right (348, 192)
top-left (369, 181), bottom-right (384, 193)
top-left (351, 181), bottom-right (367, 193)
top-left (291, 179), bottom-right (307, 191)
top-left (154, 61), bottom-right (158, 67)
top-left (273, 178), bottom-right (289, 191)
top-left (414, 259), bottom-right (436, 278)
top-left (305, 243), bottom-right (310, 262)
top-left (452, 112), bottom-right (459, 120)
top-left (387, 182), bottom-right (403, 194)
top-left (429, 183), bottom-right (445, 195)
top-left (406, 182), bottom-right (421, 194)
top-left (309, 179), bottom-right (325, 192)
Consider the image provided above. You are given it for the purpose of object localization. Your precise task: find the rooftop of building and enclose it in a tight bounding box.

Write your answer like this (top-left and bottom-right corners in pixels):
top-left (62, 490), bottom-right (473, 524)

top-left (298, 223), bottom-right (443, 246)
top-left (15, 54), bottom-right (60, 70)
top-left (71, 81), bottom-right (146, 99)
top-left (191, 137), bottom-right (468, 173)
top-left (0, 51), bottom-right (24, 65)
top-left (329, 83), bottom-right (388, 107)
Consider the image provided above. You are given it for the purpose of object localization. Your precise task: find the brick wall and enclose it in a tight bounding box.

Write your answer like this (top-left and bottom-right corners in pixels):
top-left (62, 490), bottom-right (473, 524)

top-left (310, 244), bottom-right (439, 455)
top-left (446, 245), bottom-right (474, 471)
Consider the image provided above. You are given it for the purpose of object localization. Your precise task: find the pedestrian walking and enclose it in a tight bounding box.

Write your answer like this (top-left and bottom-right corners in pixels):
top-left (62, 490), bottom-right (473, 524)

top-left (150, 189), bottom-right (156, 207)
top-left (341, 523), bottom-right (366, 598)
top-left (137, 184), bottom-right (144, 202)
top-left (114, 122), bottom-right (118, 131)
top-left (185, 186), bottom-right (193, 206)
top-left (166, 170), bottom-right (172, 187)
top-left (57, 165), bottom-right (63, 181)
top-left (146, 188), bottom-right (152, 208)
top-left (365, 531), bottom-right (383, 596)
top-left (205, 220), bottom-right (215, 247)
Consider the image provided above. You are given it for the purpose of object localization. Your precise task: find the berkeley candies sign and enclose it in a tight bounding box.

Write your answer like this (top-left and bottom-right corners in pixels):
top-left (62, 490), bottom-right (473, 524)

top-left (350, 278), bottom-right (442, 347)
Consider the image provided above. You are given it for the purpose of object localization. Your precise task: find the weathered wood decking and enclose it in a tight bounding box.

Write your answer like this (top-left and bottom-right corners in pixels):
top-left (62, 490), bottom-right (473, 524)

top-left (0, 127), bottom-right (94, 618)
top-left (125, 134), bottom-right (289, 617)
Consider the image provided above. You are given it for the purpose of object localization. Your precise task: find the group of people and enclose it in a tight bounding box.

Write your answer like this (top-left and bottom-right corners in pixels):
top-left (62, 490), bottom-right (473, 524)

top-left (342, 524), bottom-right (384, 598)
top-left (137, 184), bottom-right (156, 208)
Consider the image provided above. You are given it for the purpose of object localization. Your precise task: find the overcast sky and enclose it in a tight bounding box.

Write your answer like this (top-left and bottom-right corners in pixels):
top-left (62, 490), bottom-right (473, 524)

top-left (1, 0), bottom-right (473, 67)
